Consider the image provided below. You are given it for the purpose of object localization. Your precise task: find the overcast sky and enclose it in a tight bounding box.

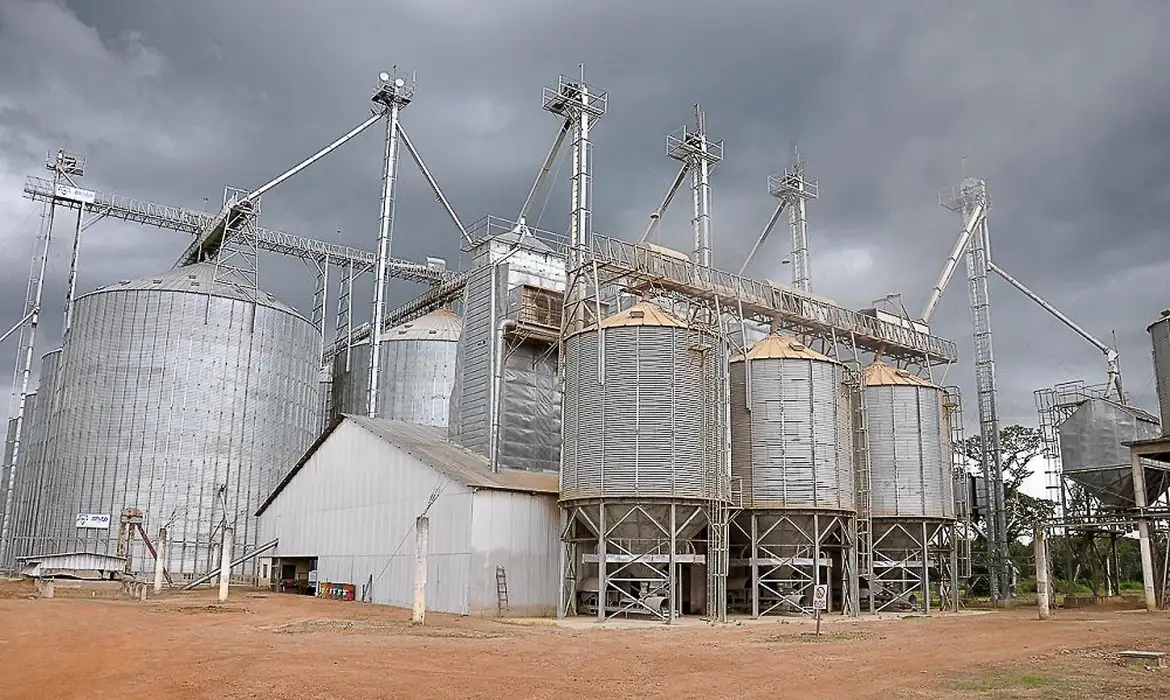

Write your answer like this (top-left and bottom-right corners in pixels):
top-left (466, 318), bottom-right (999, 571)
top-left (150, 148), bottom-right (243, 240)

top-left (3, 1), bottom-right (1170, 487)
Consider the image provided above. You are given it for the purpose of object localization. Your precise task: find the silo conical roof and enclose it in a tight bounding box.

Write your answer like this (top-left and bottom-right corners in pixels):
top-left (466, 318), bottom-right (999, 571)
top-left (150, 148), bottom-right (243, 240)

top-left (732, 334), bottom-right (836, 363)
top-left (83, 262), bottom-right (299, 316)
top-left (599, 301), bottom-right (689, 329)
top-left (863, 362), bottom-right (936, 388)
top-left (387, 308), bottom-right (463, 341)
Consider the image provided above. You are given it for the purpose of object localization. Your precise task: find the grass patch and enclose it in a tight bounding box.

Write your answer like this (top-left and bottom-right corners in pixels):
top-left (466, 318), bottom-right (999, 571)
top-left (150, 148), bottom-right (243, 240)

top-left (950, 669), bottom-right (1060, 693)
top-left (762, 630), bottom-right (868, 644)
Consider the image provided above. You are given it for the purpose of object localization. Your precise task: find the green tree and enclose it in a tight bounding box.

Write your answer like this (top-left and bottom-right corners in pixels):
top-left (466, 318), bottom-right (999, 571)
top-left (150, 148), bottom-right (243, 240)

top-left (959, 424), bottom-right (1056, 544)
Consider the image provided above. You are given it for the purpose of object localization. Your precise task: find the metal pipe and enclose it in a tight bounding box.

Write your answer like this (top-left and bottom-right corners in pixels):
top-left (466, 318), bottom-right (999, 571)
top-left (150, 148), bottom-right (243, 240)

top-left (368, 105), bottom-right (402, 418)
top-left (245, 112), bottom-right (383, 204)
top-left (520, 121), bottom-right (571, 224)
top-left (63, 205), bottom-right (84, 334)
top-left (738, 201), bottom-right (787, 275)
top-left (396, 123), bottom-right (471, 244)
top-left (921, 201), bottom-right (984, 322)
top-left (987, 259), bottom-right (1124, 394)
top-left (638, 163), bottom-right (690, 244)
top-left (567, 83), bottom-right (593, 334)
top-left (789, 191), bottom-right (809, 291)
top-left (180, 538), bottom-right (278, 590)
top-left (692, 130), bottom-right (714, 270)
top-left (0, 310), bottom-right (36, 346)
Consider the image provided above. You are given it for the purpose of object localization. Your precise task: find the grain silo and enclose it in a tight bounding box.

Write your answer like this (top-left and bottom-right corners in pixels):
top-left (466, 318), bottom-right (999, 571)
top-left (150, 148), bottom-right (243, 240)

top-left (329, 308), bottom-right (462, 427)
top-left (861, 362), bottom-right (956, 612)
top-left (560, 301), bottom-right (730, 621)
top-left (9, 348), bottom-right (62, 559)
top-left (727, 334), bottom-right (855, 616)
top-left (35, 262), bottom-right (320, 578)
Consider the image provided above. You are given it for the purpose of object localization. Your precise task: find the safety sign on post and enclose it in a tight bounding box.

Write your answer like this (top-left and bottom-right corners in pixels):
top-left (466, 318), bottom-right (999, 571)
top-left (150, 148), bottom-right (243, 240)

top-left (812, 584), bottom-right (828, 636)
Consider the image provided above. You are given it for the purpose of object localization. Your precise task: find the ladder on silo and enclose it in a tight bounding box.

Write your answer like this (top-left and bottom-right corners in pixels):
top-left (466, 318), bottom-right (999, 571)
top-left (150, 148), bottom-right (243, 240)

top-left (850, 368), bottom-right (874, 612)
top-left (495, 565), bottom-right (509, 616)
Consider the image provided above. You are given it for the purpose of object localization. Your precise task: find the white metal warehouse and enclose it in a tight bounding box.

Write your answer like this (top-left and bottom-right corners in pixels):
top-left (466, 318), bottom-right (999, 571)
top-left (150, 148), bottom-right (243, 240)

top-left (255, 415), bottom-right (559, 616)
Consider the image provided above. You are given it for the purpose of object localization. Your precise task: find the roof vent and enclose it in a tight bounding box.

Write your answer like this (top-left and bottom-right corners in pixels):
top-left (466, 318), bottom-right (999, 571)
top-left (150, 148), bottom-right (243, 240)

top-left (791, 342), bottom-right (807, 351)
top-left (629, 309), bottom-right (645, 319)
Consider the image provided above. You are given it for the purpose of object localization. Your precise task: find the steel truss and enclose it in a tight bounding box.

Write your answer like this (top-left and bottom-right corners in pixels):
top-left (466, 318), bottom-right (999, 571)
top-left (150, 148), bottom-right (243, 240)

top-left (560, 499), bottom-right (719, 623)
top-left (870, 519), bottom-right (958, 614)
top-left (728, 510), bottom-right (855, 617)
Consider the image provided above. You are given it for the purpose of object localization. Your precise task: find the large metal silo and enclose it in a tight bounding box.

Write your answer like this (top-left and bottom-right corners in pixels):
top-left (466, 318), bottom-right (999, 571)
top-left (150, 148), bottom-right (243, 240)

top-left (861, 362), bottom-right (955, 613)
top-left (726, 334), bottom-right (855, 616)
top-left (38, 263), bottom-right (320, 578)
top-left (863, 363), bottom-right (953, 520)
top-left (560, 301), bottom-right (730, 621)
top-left (1149, 311), bottom-right (1170, 435)
top-left (329, 308), bottom-right (461, 427)
top-left (9, 348), bottom-right (62, 559)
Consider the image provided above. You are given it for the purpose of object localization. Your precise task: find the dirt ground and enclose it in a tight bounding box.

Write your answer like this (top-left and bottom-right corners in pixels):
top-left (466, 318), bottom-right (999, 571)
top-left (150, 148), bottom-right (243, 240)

top-left (1, 580), bottom-right (1169, 700)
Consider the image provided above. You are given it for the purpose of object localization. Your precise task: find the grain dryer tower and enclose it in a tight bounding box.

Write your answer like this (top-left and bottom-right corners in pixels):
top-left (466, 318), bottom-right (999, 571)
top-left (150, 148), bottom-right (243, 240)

top-left (447, 224), bottom-right (566, 473)
top-left (330, 308), bottom-right (462, 427)
top-left (31, 263), bottom-right (321, 577)
top-left (728, 334), bottom-right (856, 616)
top-left (559, 301), bottom-right (730, 622)
top-left (861, 362), bottom-right (956, 612)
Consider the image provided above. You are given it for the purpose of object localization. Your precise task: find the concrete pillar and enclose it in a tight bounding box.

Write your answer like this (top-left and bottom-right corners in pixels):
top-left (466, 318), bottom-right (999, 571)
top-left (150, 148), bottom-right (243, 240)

top-left (153, 527), bottom-right (168, 594)
top-left (412, 516), bottom-right (429, 625)
top-left (1130, 451), bottom-right (1159, 613)
top-left (1034, 522), bottom-right (1050, 620)
top-left (218, 526), bottom-right (233, 604)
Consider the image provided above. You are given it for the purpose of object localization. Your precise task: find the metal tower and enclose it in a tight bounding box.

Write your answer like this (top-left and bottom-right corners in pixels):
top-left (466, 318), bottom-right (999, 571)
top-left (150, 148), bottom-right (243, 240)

top-left (768, 146), bottom-right (818, 292)
top-left (543, 68), bottom-right (606, 334)
top-left (667, 105), bottom-right (722, 271)
top-left (940, 177), bottom-right (1010, 602)
top-left (1, 149), bottom-right (85, 565)
top-left (367, 69), bottom-right (415, 418)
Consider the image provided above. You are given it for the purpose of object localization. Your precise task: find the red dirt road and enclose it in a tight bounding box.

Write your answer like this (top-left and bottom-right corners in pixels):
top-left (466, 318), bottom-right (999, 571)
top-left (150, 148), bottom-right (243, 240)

top-left (1, 583), bottom-right (1168, 699)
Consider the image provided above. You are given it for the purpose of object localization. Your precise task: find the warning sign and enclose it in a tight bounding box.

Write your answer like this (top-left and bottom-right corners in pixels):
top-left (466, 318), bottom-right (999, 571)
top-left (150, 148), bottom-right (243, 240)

top-left (812, 584), bottom-right (829, 611)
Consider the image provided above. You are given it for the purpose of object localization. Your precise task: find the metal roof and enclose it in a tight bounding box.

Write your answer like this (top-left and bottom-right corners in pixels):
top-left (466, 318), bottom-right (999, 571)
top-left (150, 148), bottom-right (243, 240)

top-left (384, 308), bottom-right (463, 342)
top-left (83, 262), bottom-right (299, 315)
top-left (863, 362), bottom-right (937, 388)
top-left (256, 415), bottom-right (558, 516)
top-left (731, 334), bottom-right (836, 363)
top-left (599, 301), bottom-right (688, 329)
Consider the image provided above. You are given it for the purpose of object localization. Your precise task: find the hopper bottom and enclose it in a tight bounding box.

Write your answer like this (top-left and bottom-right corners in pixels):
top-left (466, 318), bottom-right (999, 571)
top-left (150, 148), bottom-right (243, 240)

top-left (865, 518), bottom-right (957, 615)
top-left (1063, 463), bottom-right (1170, 510)
top-left (559, 499), bottom-right (719, 621)
top-left (727, 509), bottom-right (856, 616)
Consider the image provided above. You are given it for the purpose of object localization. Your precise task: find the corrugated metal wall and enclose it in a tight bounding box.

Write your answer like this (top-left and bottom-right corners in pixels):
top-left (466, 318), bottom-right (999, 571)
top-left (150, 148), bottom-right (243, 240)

top-left (33, 265), bottom-right (320, 575)
top-left (448, 265), bottom-right (494, 454)
top-left (258, 421), bottom-right (475, 614)
top-left (467, 489), bottom-right (558, 616)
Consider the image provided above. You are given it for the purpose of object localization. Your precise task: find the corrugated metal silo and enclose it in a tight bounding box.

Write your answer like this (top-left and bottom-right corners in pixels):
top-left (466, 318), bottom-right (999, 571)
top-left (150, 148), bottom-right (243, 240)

top-left (860, 362), bottom-right (955, 613)
top-left (863, 363), bottom-right (954, 520)
top-left (726, 334), bottom-right (855, 615)
top-left (729, 335), bottom-right (854, 510)
top-left (1149, 311), bottom-right (1170, 435)
top-left (329, 308), bottom-right (462, 427)
top-left (6, 390), bottom-right (38, 561)
top-left (10, 349), bottom-right (62, 558)
top-left (560, 301), bottom-right (729, 620)
top-left (37, 263), bottom-right (320, 577)
top-left (561, 302), bottom-right (724, 504)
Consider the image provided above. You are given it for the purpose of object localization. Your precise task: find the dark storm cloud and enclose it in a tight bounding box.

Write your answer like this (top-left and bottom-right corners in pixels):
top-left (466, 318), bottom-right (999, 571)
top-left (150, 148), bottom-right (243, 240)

top-left (3, 0), bottom-right (1170, 443)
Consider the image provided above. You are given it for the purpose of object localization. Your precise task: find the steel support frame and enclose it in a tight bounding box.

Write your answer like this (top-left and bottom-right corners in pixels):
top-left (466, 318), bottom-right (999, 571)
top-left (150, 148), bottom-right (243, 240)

top-left (729, 510), bottom-right (855, 617)
top-left (870, 518), bottom-right (954, 614)
top-left (559, 499), bottom-right (712, 624)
